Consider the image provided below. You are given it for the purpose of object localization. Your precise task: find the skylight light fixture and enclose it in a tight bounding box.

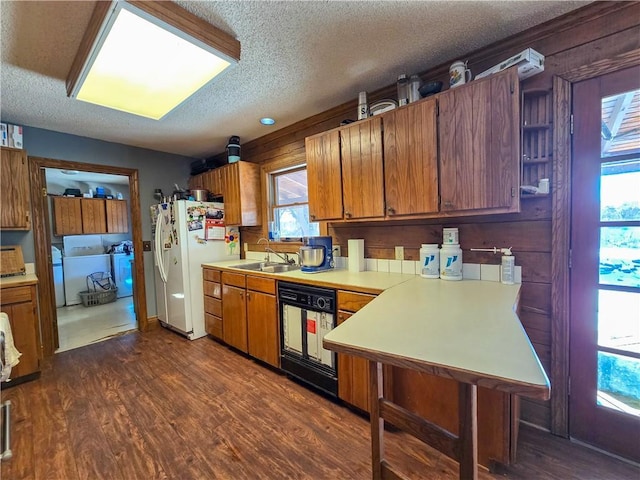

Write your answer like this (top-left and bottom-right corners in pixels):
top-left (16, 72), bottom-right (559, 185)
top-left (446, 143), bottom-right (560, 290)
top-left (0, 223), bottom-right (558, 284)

top-left (66, 1), bottom-right (240, 120)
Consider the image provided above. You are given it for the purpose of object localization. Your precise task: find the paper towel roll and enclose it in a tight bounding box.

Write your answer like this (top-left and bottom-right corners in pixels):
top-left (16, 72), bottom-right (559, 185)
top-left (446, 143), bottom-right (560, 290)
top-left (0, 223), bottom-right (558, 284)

top-left (348, 239), bottom-right (365, 272)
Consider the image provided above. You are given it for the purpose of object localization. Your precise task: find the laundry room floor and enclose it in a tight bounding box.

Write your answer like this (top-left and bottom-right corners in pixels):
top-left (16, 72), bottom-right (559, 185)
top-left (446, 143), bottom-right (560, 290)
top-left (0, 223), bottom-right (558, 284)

top-left (56, 297), bottom-right (137, 352)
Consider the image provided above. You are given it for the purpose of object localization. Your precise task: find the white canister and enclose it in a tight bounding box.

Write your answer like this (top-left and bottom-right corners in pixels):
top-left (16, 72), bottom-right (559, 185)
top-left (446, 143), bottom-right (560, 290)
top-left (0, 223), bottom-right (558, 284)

top-left (419, 244), bottom-right (440, 279)
top-left (443, 227), bottom-right (459, 245)
top-left (449, 61), bottom-right (472, 88)
top-left (440, 244), bottom-right (463, 281)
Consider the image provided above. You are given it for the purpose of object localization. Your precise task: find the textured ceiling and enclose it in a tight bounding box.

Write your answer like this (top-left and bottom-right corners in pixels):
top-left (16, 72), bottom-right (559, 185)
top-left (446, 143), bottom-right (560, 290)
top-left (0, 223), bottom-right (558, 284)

top-left (1, 1), bottom-right (591, 159)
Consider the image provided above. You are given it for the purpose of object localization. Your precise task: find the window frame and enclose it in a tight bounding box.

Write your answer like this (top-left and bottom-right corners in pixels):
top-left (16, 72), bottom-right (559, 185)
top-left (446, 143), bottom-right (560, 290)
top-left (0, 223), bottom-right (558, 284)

top-left (265, 163), bottom-right (318, 242)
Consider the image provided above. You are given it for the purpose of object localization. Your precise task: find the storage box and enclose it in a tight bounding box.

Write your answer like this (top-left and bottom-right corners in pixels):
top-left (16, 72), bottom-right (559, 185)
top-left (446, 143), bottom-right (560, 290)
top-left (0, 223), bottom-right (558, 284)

top-left (475, 48), bottom-right (544, 81)
top-left (6, 124), bottom-right (23, 149)
top-left (0, 123), bottom-right (7, 147)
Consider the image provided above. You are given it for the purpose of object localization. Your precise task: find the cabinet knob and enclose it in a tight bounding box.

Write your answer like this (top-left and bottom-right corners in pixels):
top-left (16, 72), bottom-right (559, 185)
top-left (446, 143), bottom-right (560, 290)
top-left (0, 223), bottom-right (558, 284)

top-left (310, 214), bottom-right (316, 220)
top-left (443, 201), bottom-right (454, 208)
top-left (345, 211), bottom-right (352, 218)
top-left (247, 292), bottom-right (251, 300)
top-left (387, 207), bottom-right (395, 215)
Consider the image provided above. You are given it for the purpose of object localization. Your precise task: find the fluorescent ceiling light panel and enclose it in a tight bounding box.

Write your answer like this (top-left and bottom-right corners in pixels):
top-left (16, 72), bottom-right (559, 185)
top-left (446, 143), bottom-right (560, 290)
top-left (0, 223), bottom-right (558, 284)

top-left (67, 1), bottom-right (239, 120)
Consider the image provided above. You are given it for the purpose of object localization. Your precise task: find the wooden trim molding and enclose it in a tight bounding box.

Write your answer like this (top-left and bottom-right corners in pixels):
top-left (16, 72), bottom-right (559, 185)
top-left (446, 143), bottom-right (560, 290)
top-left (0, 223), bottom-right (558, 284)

top-left (550, 76), bottom-right (571, 437)
top-left (28, 156), bottom-right (148, 357)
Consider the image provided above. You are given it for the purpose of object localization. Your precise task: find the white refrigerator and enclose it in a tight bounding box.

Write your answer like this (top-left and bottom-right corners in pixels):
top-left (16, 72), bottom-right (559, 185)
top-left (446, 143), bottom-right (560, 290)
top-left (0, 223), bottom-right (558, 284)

top-left (152, 200), bottom-right (239, 339)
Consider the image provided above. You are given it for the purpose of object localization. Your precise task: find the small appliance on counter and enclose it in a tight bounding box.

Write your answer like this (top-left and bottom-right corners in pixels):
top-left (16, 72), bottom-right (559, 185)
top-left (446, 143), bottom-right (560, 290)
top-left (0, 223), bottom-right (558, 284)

top-left (299, 236), bottom-right (334, 273)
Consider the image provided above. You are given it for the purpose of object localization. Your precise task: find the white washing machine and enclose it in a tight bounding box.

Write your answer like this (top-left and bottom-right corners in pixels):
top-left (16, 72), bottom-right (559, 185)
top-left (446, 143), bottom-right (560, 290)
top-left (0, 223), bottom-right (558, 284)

top-left (52, 246), bottom-right (65, 308)
top-left (62, 235), bottom-right (111, 306)
top-left (111, 253), bottom-right (134, 298)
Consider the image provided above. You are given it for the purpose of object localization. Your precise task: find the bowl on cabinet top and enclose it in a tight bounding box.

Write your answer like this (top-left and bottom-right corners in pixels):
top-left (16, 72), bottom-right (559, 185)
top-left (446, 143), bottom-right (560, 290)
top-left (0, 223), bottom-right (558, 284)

top-left (419, 81), bottom-right (443, 98)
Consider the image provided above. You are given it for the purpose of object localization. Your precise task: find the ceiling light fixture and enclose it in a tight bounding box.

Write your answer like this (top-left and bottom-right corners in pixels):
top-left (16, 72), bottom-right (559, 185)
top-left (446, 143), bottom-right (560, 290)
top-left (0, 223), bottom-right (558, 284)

top-left (66, 0), bottom-right (240, 120)
top-left (260, 117), bottom-right (276, 125)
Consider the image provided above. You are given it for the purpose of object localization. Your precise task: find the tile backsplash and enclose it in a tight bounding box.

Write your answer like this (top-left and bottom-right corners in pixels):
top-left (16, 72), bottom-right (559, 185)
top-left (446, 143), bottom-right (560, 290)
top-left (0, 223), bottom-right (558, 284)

top-left (246, 250), bottom-right (521, 283)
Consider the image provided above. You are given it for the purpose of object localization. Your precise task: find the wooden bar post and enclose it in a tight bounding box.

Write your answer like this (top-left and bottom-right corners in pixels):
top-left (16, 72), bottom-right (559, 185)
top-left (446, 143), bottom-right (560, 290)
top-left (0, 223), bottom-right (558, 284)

top-left (458, 383), bottom-right (478, 480)
top-left (369, 360), bottom-right (384, 480)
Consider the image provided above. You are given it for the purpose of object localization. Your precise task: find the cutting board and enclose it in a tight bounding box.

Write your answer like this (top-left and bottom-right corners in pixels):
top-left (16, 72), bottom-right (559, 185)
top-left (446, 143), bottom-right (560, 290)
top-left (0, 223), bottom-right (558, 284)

top-left (0, 245), bottom-right (26, 277)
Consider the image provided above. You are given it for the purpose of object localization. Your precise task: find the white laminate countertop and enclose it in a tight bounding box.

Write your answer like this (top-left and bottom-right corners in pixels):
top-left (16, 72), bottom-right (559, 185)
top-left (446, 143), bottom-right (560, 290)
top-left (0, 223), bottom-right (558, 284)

top-left (202, 259), bottom-right (415, 293)
top-left (323, 277), bottom-right (550, 400)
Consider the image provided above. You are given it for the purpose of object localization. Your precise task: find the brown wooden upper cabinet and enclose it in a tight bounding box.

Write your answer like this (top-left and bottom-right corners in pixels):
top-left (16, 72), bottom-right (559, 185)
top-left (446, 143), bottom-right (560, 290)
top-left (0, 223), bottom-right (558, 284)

top-left (382, 98), bottom-right (439, 217)
top-left (106, 199), bottom-right (128, 233)
top-left (190, 161), bottom-right (260, 227)
top-left (439, 67), bottom-right (520, 214)
top-left (306, 117), bottom-right (385, 222)
top-left (53, 197), bottom-right (128, 236)
top-left (81, 198), bottom-right (107, 234)
top-left (305, 130), bottom-right (343, 221)
top-left (305, 67), bottom-right (521, 222)
top-left (1, 147), bottom-right (31, 230)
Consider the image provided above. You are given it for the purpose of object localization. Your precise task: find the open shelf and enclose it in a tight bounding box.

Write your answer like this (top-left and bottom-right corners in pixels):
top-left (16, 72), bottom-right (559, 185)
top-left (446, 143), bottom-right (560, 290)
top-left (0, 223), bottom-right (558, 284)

top-left (521, 89), bottom-right (553, 197)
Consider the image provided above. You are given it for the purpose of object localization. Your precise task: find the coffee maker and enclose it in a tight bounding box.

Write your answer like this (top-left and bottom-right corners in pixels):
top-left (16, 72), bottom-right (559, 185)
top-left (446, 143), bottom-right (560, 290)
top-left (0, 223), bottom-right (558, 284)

top-left (299, 236), bottom-right (334, 273)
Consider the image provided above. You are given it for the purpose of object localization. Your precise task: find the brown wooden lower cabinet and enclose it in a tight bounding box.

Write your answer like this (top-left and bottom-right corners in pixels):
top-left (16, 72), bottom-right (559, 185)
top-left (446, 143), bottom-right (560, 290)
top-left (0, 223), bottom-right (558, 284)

top-left (222, 272), bottom-right (248, 353)
top-left (246, 276), bottom-right (278, 368)
top-left (0, 282), bottom-right (41, 381)
top-left (392, 368), bottom-right (519, 468)
top-left (203, 268), bottom-right (223, 340)
top-left (336, 290), bottom-right (393, 413)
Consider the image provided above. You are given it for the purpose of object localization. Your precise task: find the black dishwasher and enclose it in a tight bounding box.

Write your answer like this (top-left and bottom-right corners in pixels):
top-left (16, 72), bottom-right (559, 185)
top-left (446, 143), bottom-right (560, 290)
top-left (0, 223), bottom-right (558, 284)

top-left (278, 282), bottom-right (337, 397)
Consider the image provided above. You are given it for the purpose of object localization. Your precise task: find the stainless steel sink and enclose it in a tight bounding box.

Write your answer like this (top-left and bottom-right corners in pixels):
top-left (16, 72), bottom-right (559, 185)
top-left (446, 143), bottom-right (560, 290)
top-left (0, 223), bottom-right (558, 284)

top-left (229, 262), bottom-right (300, 273)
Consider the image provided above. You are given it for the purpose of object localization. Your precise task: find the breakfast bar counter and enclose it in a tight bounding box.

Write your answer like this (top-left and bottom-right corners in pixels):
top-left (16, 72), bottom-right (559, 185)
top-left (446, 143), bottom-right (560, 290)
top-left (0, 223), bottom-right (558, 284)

top-left (323, 277), bottom-right (550, 479)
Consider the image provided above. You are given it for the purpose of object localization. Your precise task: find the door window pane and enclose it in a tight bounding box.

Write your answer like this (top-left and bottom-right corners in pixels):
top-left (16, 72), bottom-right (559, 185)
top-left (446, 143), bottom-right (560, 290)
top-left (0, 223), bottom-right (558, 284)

top-left (597, 351), bottom-right (640, 417)
top-left (601, 89), bottom-right (640, 158)
top-left (598, 290), bottom-right (640, 354)
top-left (600, 159), bottom-right (640, 222)
top-left (600, 226), bottom-right (640, 287)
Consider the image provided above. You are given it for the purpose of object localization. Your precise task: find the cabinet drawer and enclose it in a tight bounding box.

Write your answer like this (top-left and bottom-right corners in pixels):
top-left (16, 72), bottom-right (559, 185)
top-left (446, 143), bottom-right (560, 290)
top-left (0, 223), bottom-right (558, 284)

top-left (204, 296), bottom-right (222, 317)
top-left (204, 281), bottom-right (221, 299)
top-left (222, 271), bottom-right (246, 288)
top-left (205, 313), bottom-right (223, 339)
top-left (247, 275), bottom-right (275, 295)
top-left (337, 290), bottom-right (376, 312)
top-left (203, 268), bottom-right (221, 283)
top-left (0, 285), bottom-right (32, 304)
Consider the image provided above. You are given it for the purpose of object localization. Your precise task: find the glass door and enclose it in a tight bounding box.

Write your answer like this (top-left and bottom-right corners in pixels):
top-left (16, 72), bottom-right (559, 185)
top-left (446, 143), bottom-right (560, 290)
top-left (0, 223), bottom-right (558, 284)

top-left (570, 66), bottom-right (640, 462)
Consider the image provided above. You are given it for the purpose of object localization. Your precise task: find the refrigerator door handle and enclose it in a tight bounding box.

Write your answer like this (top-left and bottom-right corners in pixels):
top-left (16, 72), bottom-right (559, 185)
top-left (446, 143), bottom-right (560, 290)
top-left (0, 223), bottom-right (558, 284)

top-left (154, 218), bottom-right (167, 283)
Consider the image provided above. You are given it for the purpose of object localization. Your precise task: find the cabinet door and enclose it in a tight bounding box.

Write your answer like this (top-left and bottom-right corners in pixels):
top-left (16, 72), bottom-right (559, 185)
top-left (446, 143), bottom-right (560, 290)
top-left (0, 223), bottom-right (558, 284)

top-left (340, 117), bottom-right (385, 219)
top-left (439, 68), bottom-right (520, 213)
top-left (81, 198), bottom-right (107, 233)
top-left (222, 283), bottom-right (248, 352)
top-left (1, 286), bottom-right (40, 379)
top-left (337, 311), bottom-right (371, 412)
top-left (53, 196), bottom-right (83, 235)
top-left (106, 199), bottom-right (128, 233)
top-left (222, 164), bottom-right (242, 226)
top-left (306, 130), bottom-right (343, 221)
top-left (1, 148), bottom-right (30, 230)
top-left (383, 99), bottom-right (439, 216)
top-left (247, 290), bottom-right (279, 367)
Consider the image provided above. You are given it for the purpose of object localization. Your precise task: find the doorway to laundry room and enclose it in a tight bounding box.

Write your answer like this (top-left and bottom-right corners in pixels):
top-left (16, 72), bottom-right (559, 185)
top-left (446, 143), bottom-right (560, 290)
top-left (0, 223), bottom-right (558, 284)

top-left (46, 168), bottom-right (137, 352)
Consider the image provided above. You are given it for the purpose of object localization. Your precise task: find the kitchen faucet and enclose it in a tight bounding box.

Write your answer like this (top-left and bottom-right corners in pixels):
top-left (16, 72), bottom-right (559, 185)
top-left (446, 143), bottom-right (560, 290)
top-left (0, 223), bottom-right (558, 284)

top-left (257, 237), bottom-right (296, 264)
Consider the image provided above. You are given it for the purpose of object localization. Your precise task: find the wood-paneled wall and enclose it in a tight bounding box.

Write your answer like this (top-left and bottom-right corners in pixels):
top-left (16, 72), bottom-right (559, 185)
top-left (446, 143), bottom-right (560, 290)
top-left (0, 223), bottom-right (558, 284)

top-left (212, 2), bottom-right (640, 431)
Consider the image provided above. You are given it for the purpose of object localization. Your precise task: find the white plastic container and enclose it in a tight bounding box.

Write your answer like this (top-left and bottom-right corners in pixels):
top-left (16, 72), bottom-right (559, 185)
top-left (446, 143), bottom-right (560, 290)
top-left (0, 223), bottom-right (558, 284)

top-left (443, 227), bottom-right (459, 245)
top-left (501, 253), bottom-right (515, 284)
top-left (419, 244), bottom-right (440, 278)
top-left (440, 244), bottom-right (462, 281)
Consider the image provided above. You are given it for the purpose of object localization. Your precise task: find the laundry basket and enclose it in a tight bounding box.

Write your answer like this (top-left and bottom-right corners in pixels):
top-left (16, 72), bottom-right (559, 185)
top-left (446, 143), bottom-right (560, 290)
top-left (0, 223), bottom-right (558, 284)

top-left (79, 272), bottom-right (118, 307)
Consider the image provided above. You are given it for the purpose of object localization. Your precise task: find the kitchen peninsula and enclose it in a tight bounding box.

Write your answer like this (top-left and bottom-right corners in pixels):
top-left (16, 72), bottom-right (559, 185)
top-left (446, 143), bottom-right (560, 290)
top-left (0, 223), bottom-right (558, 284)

top-left (323, 278), bottom-right (550, 480)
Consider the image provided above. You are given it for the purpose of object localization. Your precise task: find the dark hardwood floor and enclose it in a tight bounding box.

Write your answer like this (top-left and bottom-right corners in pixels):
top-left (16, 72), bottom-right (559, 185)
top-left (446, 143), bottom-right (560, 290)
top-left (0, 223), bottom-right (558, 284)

top-left (1, 327), bottom-right (638, 480)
